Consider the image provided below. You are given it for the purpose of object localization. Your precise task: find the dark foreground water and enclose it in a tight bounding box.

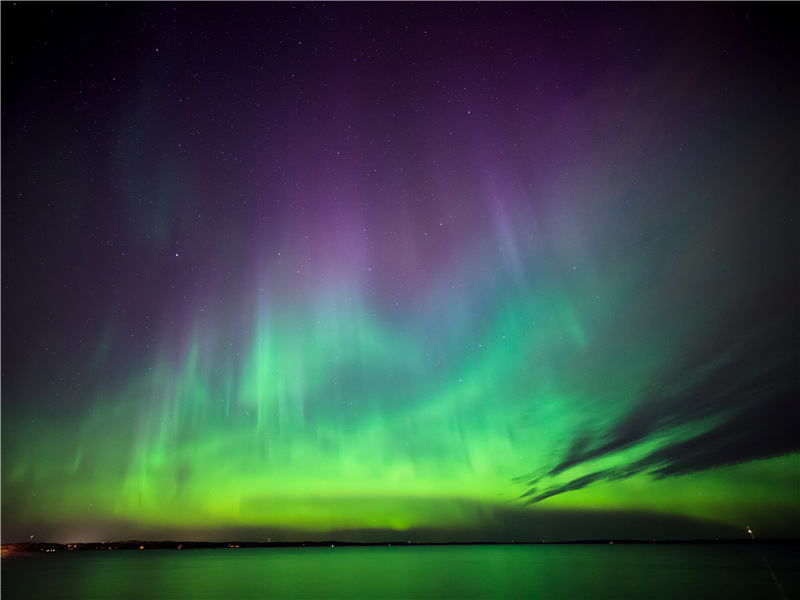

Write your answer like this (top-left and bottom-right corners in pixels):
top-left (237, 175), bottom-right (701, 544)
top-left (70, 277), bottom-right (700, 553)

top-left (3, 544), bottom-right (799, 599)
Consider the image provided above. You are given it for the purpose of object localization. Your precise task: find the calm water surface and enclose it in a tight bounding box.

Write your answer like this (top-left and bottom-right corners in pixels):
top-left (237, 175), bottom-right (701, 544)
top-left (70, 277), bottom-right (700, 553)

top-left (3, 544), bottom-right (798, 599)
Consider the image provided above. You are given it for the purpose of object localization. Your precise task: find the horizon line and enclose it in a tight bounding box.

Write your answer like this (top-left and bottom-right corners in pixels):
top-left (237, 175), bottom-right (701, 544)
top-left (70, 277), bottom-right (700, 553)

top-left (4, 537), bottom-right (793, 550)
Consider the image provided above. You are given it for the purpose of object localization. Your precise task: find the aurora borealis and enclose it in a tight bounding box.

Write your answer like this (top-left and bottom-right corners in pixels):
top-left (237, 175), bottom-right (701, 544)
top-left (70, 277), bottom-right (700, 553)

top-left (2, 2), bottom-right (798, 544)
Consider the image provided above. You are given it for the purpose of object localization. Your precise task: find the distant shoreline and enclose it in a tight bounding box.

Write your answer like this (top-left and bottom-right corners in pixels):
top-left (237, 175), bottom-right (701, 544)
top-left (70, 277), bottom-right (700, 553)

top-left (3, 538), bottom-right (798, 554)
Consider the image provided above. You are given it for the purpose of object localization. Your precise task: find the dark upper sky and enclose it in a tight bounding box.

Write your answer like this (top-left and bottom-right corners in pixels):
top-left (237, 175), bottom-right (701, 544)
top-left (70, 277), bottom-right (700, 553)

top-left (2, 2), bottom-right (798, 544)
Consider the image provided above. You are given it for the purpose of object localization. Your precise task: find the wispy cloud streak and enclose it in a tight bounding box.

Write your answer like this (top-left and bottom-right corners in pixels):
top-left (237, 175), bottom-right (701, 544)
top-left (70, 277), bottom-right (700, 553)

top-left (519, 324), bottom-right (800, 504)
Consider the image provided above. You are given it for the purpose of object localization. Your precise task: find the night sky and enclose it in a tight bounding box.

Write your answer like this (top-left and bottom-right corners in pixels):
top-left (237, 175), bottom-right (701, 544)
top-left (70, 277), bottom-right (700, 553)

top-left (2, 2), bottom-right (798, 544)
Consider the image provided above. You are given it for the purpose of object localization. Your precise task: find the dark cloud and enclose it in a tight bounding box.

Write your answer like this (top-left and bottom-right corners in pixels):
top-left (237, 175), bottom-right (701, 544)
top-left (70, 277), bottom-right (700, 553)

top-left (520, 321), bottom-right (800, 504)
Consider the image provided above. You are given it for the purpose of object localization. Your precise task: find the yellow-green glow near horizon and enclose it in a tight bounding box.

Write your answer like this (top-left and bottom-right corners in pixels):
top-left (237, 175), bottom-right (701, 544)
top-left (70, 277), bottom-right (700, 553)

top-left (2, 3), bottom-right (798, 543)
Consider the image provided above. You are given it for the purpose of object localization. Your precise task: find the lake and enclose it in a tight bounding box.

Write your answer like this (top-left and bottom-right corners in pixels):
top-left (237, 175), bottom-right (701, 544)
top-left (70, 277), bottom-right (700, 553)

top-left (2, 544), bottom-right (798, 599)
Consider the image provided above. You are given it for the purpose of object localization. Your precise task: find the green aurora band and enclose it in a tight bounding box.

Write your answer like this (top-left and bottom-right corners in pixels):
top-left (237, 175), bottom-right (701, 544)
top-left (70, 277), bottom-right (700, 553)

top-left (4, 204), bottom-right (798, 540)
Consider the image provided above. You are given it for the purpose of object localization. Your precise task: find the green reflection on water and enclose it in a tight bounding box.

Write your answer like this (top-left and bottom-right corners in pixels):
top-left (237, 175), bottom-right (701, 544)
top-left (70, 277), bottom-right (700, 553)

top-left (3, 545), bottom-right (799, 600)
